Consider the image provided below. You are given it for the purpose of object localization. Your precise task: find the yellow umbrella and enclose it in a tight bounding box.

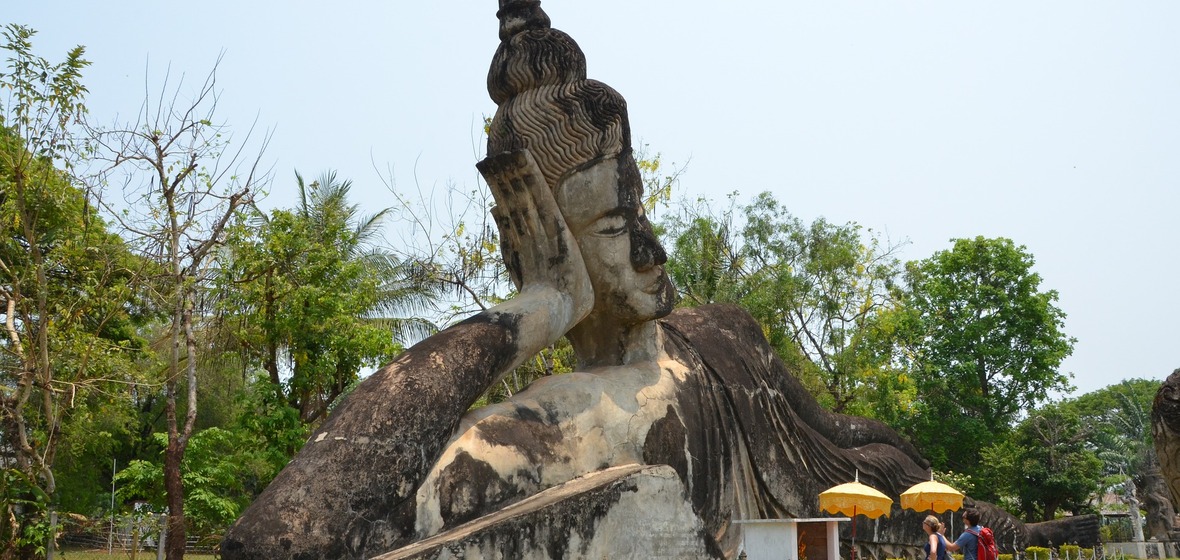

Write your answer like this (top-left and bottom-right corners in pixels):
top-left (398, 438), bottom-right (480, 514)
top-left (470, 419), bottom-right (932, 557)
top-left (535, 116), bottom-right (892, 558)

top-left (819, 481), bottom-right (893, 519)
top-left (901, 474), bottom-right (965, 539)
top-left (819, 473), bottom-right (892, 560)
top-left (900, 476), bottom-right (964, 514)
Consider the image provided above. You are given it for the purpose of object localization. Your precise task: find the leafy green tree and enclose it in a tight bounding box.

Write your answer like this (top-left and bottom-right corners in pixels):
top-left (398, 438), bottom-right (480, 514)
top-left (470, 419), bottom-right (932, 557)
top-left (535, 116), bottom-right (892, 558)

top-left (229, 377), bottom-right (308, 484)
top-left (982, 405), bottom-right (1102, 521)
top-left (0, 25), bottom-right (147, 558)
top-left (660, 191), bottom-right (907, 414)
top-left (217, 171), bottom-right (444, 424)
top-left (1063, 379), bottom-right (1166, 539)
top-left (898, 236), bottom-right (1075, 470)
top-left (92, 60), bottom-right (265, 560)
top-left (742, 193), bottom-right (907, 414)
top-left (115, 427), bottom-right (276, 539)
top-left (661, 193), bottom-right (746, 307)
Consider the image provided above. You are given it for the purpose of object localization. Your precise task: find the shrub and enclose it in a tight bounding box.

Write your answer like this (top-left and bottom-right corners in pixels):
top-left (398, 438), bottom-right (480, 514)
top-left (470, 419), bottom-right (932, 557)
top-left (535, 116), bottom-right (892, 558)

top-left (1026, 546), bottom-right (1052, 560)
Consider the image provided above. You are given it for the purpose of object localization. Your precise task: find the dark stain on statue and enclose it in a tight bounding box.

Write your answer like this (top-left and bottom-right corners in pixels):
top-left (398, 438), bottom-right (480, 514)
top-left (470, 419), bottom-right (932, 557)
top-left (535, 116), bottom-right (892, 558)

top-left (477, 407), bottom-right (566, 466)
top-left (438, 450), bottom-right (513, 528)
top-left (642, 405), bottom-right (689, 483)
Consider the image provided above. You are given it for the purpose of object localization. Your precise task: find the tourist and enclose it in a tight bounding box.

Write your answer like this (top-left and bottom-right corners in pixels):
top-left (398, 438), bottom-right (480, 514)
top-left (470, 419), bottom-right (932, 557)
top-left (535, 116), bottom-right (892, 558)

top-left (946, 508), bottom-right (985, 560)
top-left (925, 516), bottom-right (952, 560)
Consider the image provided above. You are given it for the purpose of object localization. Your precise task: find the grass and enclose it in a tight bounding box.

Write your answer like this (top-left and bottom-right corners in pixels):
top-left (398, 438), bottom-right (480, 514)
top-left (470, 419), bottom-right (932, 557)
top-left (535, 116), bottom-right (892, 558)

top-left (57, 550), bottom-right (216, 560)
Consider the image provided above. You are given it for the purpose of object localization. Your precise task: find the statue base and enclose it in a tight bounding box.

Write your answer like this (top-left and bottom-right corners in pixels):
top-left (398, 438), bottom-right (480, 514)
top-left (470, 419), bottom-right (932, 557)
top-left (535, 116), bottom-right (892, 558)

top-left (374, 463), bottom-right (719, 559)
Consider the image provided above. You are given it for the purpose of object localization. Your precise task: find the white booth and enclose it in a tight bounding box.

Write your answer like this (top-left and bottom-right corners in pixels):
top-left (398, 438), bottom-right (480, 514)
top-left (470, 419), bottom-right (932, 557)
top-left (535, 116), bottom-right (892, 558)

top-left (734, 517), bottom-right (850, 560)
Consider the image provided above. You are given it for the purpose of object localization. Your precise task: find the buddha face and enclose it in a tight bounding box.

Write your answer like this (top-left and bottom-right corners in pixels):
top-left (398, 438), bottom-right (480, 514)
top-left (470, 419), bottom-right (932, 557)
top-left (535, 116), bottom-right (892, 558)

top-left (555, 153), bottom-right (677, 326)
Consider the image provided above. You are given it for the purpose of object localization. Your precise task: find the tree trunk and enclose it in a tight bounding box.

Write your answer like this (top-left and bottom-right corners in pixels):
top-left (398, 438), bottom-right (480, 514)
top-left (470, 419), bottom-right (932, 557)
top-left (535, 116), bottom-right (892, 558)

top-left (1043, 500), bottom-right (1059, 522)
top-left (164, 434), bottom-right (186, 560)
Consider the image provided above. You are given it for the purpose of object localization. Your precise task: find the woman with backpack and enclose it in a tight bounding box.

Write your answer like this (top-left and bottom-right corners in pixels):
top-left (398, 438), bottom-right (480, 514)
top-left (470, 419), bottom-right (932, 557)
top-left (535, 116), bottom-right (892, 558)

top-left (923, 515), bottom-right (953, 560)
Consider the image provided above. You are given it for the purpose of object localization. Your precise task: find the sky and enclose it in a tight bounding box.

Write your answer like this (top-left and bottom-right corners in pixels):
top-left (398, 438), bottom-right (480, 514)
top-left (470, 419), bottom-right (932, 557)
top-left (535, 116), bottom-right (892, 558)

top-left (9, 1), bottom-right (1179, 397)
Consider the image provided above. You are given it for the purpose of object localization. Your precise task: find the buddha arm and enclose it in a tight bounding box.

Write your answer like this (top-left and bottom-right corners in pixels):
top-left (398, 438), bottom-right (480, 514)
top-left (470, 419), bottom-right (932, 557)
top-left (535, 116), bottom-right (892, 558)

top-left (222, 149), bottom-right (591, 558)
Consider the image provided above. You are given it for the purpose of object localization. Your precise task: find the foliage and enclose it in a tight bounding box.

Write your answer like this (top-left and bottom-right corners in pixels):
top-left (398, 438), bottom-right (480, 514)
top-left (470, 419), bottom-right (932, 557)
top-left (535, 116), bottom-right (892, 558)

top-left (114, 427), bottom-right (275, 537)
top-left (0, 24), bottom-right (153, 559)
top-left (217, 171), bottom-right (444, 423)
top-left (933, 469), bottom-right (975, 498)
top-left (660, 191), bottom-right (908, 415)
top-left (982, 405), bottom-right (1102, 521)
top-left (226, 376), bottom-right (308, 496)
top-left (1060, 544), bottom-right (1082, 559)
top-left (1025, 547), bottom-right (1051, 560)
top-left (90, 56), bottom-right (266, 560)
top-left (897, 236), bottom-right (1075, 471)
top-left (633, 142), bottom-right (684, 216)
top-left (1100, 522), bottom-right (1131, 543)
top-left (1064, 380), bottom-right (1157, 480)
top-left (0, 24), bottom-right (89, 164)
top-left (0, 468), bottom-right (50, 554)
top-left (51, 391), bottom-right (137, 515)
top-left (1060, 379), bottom-right (1162, 539)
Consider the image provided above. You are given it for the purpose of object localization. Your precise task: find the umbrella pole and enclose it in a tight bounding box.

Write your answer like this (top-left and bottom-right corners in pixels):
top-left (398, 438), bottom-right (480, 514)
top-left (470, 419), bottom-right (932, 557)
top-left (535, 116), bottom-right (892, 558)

top-left (851, 505), bottom-right (857, 560)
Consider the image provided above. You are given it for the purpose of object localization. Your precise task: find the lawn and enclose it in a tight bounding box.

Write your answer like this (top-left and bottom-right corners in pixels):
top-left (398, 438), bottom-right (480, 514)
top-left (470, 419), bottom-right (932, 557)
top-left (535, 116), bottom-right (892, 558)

top-left (58, 550), bottom-right (216, 560)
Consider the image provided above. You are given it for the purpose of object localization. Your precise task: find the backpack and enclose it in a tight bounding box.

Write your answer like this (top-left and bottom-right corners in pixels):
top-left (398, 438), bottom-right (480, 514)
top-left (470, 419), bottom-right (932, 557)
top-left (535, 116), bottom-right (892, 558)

top-left (966, 527), bottom-right (998, 560)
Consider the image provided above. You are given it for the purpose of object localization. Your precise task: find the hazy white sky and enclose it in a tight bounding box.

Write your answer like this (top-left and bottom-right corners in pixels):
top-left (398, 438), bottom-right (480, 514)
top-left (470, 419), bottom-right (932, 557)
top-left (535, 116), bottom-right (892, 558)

top-left (9, 1), bottom-right (1179, 397)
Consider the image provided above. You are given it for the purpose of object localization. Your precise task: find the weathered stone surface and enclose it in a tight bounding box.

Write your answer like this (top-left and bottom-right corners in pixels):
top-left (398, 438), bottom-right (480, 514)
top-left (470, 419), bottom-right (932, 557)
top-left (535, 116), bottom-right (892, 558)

top-left (220, 315), bottom-right (526, 559)
top-left (1153, 369), bottom-right (1180, 524)
top-left (1142, 460), bottom-right (1176, 540)
top-left (376, 464), bottom-right (717, 560)
top-left (1023, 514), bottom-right (1101, 548)
top-left (658, 304), bottom-right (1098, 554)
top-left (222, 2), bottom-right (1102, 558)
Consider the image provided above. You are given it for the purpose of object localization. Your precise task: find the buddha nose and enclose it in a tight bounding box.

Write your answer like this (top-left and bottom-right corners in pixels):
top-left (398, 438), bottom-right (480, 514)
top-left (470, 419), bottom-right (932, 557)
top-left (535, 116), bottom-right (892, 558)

top-left (630, 226), bottom-right (667, 271)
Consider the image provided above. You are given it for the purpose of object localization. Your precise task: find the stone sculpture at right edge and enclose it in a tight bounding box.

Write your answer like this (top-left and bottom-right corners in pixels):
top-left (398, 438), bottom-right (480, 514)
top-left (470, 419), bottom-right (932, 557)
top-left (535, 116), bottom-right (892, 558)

top-left (1151, 369), bottom-right (1180, 538)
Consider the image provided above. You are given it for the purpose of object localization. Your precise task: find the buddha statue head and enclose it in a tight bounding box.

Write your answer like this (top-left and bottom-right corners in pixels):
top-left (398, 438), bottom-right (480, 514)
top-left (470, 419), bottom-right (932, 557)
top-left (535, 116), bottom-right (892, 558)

top-left (484, 0), bottom-right (677, 328)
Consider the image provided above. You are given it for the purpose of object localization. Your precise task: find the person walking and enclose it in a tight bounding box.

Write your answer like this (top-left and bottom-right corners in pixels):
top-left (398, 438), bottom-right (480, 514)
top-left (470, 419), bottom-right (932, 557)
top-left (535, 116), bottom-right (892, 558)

top-left (924, 515), bottom-right (952, 560)
top-left (946, 507), bottom-right (985, 560)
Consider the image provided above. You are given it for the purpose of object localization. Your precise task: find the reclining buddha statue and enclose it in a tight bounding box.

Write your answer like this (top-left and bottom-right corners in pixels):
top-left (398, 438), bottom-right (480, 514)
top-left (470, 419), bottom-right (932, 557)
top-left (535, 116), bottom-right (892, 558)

top-left (222, 2), bottom-right (1098, 558)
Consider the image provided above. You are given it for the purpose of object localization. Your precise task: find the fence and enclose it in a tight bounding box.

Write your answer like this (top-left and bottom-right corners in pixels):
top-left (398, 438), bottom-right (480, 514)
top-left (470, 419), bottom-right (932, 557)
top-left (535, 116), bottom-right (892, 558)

top-left (1103, 540), bottom-right (1176, 560)
top-left (55, 513), bottom-right (219, 557)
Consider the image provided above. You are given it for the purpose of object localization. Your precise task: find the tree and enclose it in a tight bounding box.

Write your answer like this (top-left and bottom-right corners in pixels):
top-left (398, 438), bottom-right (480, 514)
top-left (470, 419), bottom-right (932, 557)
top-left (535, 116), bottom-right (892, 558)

top-left (115, 426), bottom-right (276, 540)
top-left (982, 404), bottom-right (1102, 521)
top-left (1065, 379), bottom-right (1168, 539)
top-left (216, 170), bottom-right (444, 424)
top-left (660, 193), bottom-right (746, 307)
top-left (91, 60), bottom-right (266, 560)
top-left (660, 191), bottom-right (908, 414)
top-left (899, 236), bottom-right (1075, 470)
top-left (0, 25), bottom-right (146, 558)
